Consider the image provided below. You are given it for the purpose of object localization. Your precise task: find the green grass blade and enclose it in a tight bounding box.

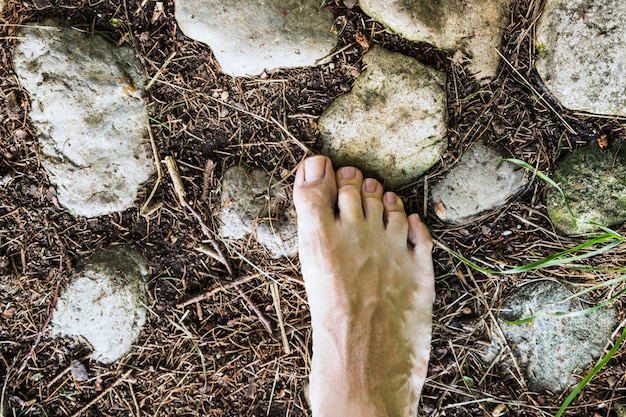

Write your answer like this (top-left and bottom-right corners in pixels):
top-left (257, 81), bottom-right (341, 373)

top-left (503, 158), bottom-right (577, 228)
top-left (555, 324), bottom-right (626, 417)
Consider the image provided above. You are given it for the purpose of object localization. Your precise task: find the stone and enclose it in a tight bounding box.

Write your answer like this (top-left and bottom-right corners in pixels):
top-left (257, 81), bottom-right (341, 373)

top-left (319, 46), bottom-right (447, 188)
top-left (430, 144), bottom-right (526, 224)
top-left (219, 166), bottom-right (297, 258)
top-left (174, 0), bottom-right (337, 77)
top-left (359, 0), bottom-right (511, 79)
top-left (12, 22), bottom-right (153, 218)
top-left (51, 247), bottom-right (148, 364)
top-left (498, 280), bottom-right (616, 393)
top-left (536, 0), bottom-right (626, 116)
top-left (547, 139), bottom-right (626, 235)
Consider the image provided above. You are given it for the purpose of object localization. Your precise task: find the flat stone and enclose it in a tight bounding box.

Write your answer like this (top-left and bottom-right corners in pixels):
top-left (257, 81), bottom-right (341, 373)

top-left (174, 0), bottom-right (337, 76)
top-left (536, 0), bottom-right (626, 116)
top-left (547, 140), bottom-right (626, 235)
top-left (359, 0), bottom-right (511, 79)
top-left (430, 144), bottom-right (526, 224)
top-left (319, 46), bottom-right (447, 188)
top-left (498, 280), bottom-right (616, 393)
top-left (51, 247), bottom-right (148, 364)
top-left (219, 166), bottom-right (297, 258)
top-left (12, 22), bottom-right (153, 217)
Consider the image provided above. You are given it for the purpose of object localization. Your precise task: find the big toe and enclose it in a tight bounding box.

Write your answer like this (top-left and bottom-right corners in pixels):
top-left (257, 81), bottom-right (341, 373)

top-left (293, 156), bottom-right (337, 228)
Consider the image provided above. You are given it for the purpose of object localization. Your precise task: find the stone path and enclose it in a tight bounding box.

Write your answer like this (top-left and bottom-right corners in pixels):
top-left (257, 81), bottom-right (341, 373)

top-left (8, 0), bottom-right (626, 397)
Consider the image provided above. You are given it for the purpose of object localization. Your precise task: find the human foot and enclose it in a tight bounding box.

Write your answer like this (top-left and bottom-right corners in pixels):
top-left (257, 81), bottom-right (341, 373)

top-left (293, 155), bottom-right (435, 417)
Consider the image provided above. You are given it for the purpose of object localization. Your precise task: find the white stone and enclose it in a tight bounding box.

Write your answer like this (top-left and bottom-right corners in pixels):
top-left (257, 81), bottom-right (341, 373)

top-left (431, 144), bottom-right (527, 224)
top-left (359, 0), bottom-right (511, 79)
top-left (319, 46), bottom-right (447, 188)
top-left (219, 166), bottom-right (297, 258)
top-left (51, 247), bottom-right (148, 364)
top-left (12, 22), bottom-right (153, 217)
top-left (536, 0), bottom-right (626, 116)
top-left (174, 0), bottom-right (337, 76)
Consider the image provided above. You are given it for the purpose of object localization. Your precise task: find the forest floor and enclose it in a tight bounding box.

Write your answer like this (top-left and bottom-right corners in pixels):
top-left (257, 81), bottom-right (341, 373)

top-left (1, 0), bottom-right (626, 416)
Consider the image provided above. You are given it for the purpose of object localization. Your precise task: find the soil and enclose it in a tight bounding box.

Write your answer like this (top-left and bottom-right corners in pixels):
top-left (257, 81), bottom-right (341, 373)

top-left (1, 0), bottom-right (626, 416)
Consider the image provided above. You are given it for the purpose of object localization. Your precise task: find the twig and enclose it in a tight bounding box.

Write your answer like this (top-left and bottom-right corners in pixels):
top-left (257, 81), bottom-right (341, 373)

top-left (165, 155), bottom-right (233, 275)
top-left (496, 49), bottom-right (576, 134)
top-left (270, 282), bottom-right (291, 354)
top-left (176, 274), bottom-right (261, 308)
top-left (140, 123), bottom-right (163, 215)
top-left (201, 159), bottom-right (216, 201)
top-left (204, 95), bottom-right (312, 155)
top-left (146, 51), bottom-right (176, 91)
top-left (70, 370), bottom-right (133, 417)
top-left (17, 277), bottom-right (61, 375)
top-left (236, 285), bottom-right (274, 336)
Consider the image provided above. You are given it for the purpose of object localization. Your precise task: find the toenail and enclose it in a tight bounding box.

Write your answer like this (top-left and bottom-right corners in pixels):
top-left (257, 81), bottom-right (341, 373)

top-left (384, 192), bottom-right (397, 204)
top-left (364, 178), bottom-right (378, 193)
top-left (304, 156), bottom-right (326, 181)
top-left (340, 166), bottom-right (356, 179)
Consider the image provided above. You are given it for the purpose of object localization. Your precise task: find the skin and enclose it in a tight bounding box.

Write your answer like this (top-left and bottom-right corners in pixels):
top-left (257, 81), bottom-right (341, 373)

top-left (293, 155), bottom-right (435, 417)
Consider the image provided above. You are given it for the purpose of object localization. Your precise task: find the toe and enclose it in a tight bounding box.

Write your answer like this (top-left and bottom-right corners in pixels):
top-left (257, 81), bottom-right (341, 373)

top-left (362, 178), bottom-right (384, 222)
top-left (383, 192), bottom-right (409, 234)
top-left (336, 166), bottom-right (365, 220)
top-left (408, 213), bottom-right (433, 253)
top-left (293, 155), bottom-right (337, 229)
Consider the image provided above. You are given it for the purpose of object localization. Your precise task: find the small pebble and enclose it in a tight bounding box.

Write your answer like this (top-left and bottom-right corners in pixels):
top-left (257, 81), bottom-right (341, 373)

top-left (70, 359), bottom-right (89, 382)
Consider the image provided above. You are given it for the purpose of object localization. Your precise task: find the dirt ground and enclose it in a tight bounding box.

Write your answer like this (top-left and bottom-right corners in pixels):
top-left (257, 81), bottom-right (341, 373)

top-left (1, 0), bottom-right (626, 416)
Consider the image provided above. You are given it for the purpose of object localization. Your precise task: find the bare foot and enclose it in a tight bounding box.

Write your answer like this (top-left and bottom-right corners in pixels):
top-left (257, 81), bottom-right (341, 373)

top-left (293, 155), bottom-right (435, 417)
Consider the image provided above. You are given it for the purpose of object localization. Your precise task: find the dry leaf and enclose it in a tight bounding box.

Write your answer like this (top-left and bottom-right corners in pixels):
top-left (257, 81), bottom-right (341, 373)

top-left (1, 306), bottom-right (16, 319)
top-left (355, 32), bottom-right (370, 49)
top-left (597, 134), bottom-right (609, 149)
top-left (343, 0), bottom-right (357, 8)
top-left (492, 403), bottom-right (507, 417)
top-left (150, 2), bottom-right (164, 24)
top-left (434, 197), bottom-right (447, 220)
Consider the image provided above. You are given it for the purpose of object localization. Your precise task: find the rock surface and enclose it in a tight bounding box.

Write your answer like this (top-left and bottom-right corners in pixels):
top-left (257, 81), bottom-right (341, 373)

top-left (219, 166), bottom-right (297, 258)
top-left (12, 22), bottom-right (153, 218)
top-left (499, 280), bottom-right (616, 393)
top-left (51, 247), bottom-right (148, 364)
top-left (547, 140), bottom-right (626, 235)
top-left (319, 46), bottom-right (447, 188)
top-left (359, 0), bottom-right (511, 79)
top-left (431, 144), bottom-right (526, 224)
top-left (536, 0), bottom-right (626, 116)
top-left (174, 0), bottom-right (337, 76)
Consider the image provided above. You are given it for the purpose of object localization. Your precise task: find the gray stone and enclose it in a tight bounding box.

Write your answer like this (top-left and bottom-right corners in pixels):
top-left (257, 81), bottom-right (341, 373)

top-left (174, 0), bottom-right (337, 76)
top-left (498, 280), bottom-right (616, 393)
top-left (430, 144), bottom-right (526, 224)
top-left (319, 46), bottom-right (447, 188)
top-left (547, 140), bottom-right (626, 235)
top-left (536, 0), bottom-right (626, 116)
top-left (51, 247), bottom-right (148, 364)
top-left (359, 0), bottom-right (511, 79)
top-left (12, 22), bottom-right (153, 218)
top-left (219, 166), bottom-right (297, 258)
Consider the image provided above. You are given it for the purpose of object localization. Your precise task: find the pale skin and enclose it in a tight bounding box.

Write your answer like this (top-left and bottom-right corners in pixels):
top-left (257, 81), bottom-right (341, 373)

top-left (293, 155), bottom-right (435, 417)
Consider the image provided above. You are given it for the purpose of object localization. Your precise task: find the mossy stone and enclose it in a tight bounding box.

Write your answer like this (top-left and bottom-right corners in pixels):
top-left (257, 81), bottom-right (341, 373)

top-left (547, 139), bottom-right (626, 235)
